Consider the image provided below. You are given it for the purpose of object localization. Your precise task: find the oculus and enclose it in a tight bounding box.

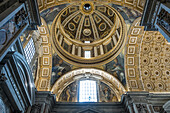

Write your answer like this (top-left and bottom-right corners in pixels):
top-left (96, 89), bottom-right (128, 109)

top-left (84, 3), bottom-right (91, 11)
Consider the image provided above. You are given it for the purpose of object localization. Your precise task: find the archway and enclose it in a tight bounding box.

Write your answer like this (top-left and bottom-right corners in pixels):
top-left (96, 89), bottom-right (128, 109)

top-left (51, 68), bottom-right (126, 102)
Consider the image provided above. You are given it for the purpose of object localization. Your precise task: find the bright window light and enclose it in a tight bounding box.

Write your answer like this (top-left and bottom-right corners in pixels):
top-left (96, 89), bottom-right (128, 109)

top-left (84, 41), bottom-right (90, 43)
top-left (24, 38), bottom-right (35, 64)
top-left (79, 80), bottom-right (97, 102)
top-left (85, 51), bottom-right (91, 58)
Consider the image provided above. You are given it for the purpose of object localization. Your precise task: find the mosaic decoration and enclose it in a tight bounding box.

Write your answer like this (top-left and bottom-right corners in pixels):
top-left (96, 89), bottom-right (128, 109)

top-left (41, 4), bottom-right (68, 30)
top-left (51, 68), bottom-right (126, 101)
top-left (99, 82), bottom-right (118, 102)
top-left (35, 1), bottom-right (170, 94)
top-left (58, 81), bottom-right (118, 102)
top-left (51, 53), bottom-right (72, 86)
top-left (112, 4), bottom-right (142, 23)
top-left (38, 2), bottom-right (143, 89)
top-left (59, 82), bottom-right (77, 102)
top-left (105, 53), bottom-right (126, 86)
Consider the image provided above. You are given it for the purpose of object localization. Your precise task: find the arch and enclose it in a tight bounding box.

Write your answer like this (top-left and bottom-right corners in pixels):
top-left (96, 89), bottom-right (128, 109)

top-left (12, 52), bottom-right (35, 104)
top-left (34, 17), bottom-right (52, 91)
top-left (51, 68), bottom-right (126, 101)
top-left (124, 17), bottom-right (145, 91)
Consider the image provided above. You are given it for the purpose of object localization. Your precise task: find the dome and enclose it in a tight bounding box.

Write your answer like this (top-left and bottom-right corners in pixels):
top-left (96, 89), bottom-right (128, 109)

top-left (51, 2), bottom-right (126, 67)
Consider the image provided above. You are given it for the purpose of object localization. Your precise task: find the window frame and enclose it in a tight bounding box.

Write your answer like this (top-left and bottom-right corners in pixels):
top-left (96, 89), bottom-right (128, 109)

top-left (78, 78), bottom-right (99, 102)
top-left (84, 51), bottom-right (91, 58)
top-left (23, 38), bottom-right (36, 64)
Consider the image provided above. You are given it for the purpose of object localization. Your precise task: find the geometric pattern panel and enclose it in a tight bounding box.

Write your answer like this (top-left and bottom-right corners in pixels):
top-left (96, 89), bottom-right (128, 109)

top-left (35, 18), bottom-right (52, 91)
top-left (125, 17), bottom-right (144, 91)
top-left (140, 31), bottom-right (170, 92)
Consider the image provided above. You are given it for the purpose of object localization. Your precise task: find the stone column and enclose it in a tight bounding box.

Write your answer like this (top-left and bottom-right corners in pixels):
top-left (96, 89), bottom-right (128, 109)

top-left (112, 35), bottom-right (117, 45)
top-left (99, 45), bottom-right (104, 55)
top-left (72, 45), bottom-right (75, 55)
top-left (29, 92), bottom-right (55, 113)
top-left (94, 47), bottom-right (98, 57)
top-left (116, 30), bottom-right (120, 39)
top-left (122, 92), bottom-right (170, 113)
top-left (59, 35), bottom-right (63, 45)
top-left (78, 47), bottom-right (81, 57)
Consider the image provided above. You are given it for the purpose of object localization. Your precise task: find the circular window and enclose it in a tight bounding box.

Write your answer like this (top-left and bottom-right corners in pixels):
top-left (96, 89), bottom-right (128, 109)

top-left (84, 3), bottom-right (91, 11)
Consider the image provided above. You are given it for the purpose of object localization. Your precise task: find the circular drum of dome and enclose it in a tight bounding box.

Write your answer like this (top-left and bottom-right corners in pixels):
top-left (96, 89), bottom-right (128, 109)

top-left (51, 2), bottom-right (126, 67)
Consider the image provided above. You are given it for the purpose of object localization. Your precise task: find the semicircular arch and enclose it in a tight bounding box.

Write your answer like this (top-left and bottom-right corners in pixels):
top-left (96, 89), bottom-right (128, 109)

top-left (51, 68), bottom-right (126, 101)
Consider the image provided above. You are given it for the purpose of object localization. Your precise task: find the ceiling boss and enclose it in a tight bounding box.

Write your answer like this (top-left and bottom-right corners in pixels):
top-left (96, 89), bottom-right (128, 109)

top-left (51, 1), bottom-right (126, 67)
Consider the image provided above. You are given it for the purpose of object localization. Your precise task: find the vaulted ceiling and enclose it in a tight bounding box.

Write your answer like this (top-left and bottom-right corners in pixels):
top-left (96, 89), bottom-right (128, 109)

top-left (34, 0), bottom-right (170, 98)
top-left (37, 0), bottom-right (146, 13)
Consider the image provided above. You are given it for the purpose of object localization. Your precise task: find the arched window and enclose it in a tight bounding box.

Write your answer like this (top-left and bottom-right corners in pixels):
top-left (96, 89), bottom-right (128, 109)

top-left (79, 80), bottom-right (97, 102)
top-left (84, 51), bottom-right (91, 58)
top-left (24, 38), bottom-right (35, 64)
